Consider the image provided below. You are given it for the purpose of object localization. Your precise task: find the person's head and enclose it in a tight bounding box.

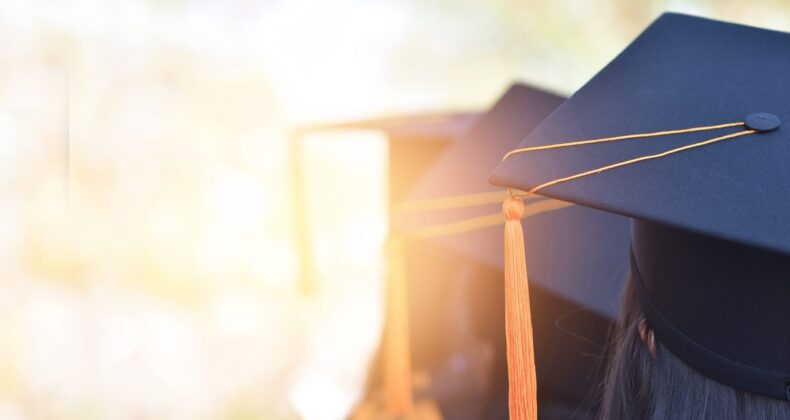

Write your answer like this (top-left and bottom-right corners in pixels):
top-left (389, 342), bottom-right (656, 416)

top-left (599, 280), bottom-right (790, 420)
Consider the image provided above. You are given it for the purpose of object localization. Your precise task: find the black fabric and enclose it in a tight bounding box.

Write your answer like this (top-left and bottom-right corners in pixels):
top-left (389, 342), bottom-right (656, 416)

top-left (630, 220), bottom-right (790, 400)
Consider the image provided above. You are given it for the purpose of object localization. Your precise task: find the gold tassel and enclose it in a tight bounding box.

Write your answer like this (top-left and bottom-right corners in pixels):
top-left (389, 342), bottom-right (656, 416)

top-left (503, 197), bottom-right (538, 420)
top-left (383, 236), bottom-right (414, 415)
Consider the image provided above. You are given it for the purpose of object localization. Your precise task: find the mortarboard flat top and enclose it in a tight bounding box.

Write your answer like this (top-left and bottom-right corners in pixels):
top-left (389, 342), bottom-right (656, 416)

top-left (491, 13), bottom-right (790, 254)
top-left (294, 111), bottom-right (479, 206)
top-left (490, 13), bottom-right (790, 401)
top-left (295, 112), bottom-right (478, 142)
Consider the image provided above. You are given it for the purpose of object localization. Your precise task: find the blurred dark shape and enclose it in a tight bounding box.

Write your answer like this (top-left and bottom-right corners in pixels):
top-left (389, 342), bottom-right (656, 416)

top-left (362, 83), bottom-right (631, 419)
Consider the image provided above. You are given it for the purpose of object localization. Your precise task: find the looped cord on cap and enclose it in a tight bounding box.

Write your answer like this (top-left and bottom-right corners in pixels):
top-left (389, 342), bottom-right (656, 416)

top-left (401, 198), bottom-right (572, 240)
top-left (396, 190), bottom-right (512, 214)
top-left (502, 121), bottom-right (759, 196)
top-left (502, 122), bottom-right (745, 161)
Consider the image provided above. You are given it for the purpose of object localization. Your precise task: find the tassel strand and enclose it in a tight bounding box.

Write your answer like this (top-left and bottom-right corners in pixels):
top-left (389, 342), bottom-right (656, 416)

top-left (383, 236), bottom-right (414, 415)
top-left (503, 197), bottom-right (538, 420)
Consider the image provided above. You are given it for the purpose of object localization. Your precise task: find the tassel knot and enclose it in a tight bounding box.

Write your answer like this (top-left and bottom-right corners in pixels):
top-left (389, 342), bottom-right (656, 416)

top-left (503, 197), bottom-right (525, 221)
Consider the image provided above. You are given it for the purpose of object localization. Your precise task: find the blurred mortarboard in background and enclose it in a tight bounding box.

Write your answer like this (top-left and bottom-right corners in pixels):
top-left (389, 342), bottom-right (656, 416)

top-left (401, 84), bottom-right (630, 319)
top-left (492, 13), bottom-right (790, 401)
top-left (290, 111), bottom-right (478, 296)
top-left (387, 83), bottom-right (631, 419)
top-left (293, 111), bottom-right (479, 208)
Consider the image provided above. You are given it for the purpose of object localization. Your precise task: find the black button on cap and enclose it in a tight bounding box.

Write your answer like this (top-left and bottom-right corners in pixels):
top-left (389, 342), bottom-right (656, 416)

top-left (745, 112), bottom-right (781, 132)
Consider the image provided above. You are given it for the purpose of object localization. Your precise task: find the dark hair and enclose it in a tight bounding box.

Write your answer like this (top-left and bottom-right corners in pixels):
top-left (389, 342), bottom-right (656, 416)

top-left (599, 279), bottom-right (790, 420)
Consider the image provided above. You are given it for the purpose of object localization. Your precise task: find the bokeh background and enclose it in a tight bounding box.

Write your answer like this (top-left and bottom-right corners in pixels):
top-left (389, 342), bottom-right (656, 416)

top-left (1, 1), bottom-right (789, 419)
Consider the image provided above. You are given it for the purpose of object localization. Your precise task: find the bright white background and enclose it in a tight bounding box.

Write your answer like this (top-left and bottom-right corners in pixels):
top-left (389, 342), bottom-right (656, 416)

top-left (0, 1), bottom-right (787, 419)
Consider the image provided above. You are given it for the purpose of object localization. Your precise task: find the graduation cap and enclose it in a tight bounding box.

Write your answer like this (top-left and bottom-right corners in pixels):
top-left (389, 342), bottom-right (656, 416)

top-left (293, 112), bottom-right (478, 208)
top-left (384, 84), bottom-right (630, 418)
top-left (289, 113), bottom-right (476, 419)
top-left (395, 85), bottom-right (630, 418)
top-left (290, 112), bottom-right (477, 295)
top-left (491, 13), bottom-right (790, 412)
top-left (403, 84), bottom-right (630, 319)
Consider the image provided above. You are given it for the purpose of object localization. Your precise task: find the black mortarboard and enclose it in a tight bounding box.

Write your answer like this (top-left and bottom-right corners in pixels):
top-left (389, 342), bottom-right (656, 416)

top-left (491, 13), bottom-right (790, 401)
top-left (394, 83), bottom-right (631, 418)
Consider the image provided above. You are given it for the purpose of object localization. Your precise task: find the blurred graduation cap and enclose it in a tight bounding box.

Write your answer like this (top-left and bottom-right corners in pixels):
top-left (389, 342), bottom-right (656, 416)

top-left (390, 83), bottom-right (630, 419)
top-left (293, 112), bottom-right (478, 208)
top-left (492, 13), bottom-right (790, 407)
top-left (290, 111), bottom-right (478, 295)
